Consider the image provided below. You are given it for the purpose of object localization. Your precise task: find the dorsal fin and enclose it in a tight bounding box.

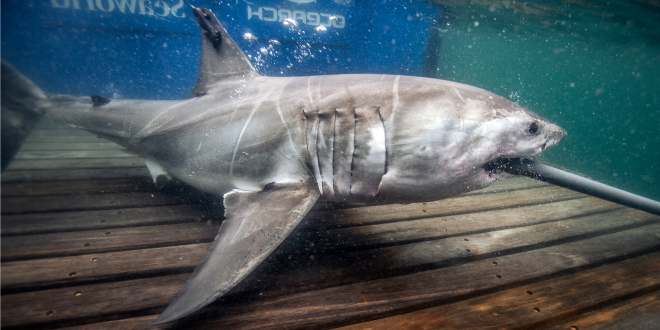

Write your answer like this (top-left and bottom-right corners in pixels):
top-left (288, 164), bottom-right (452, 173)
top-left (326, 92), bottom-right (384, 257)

top-left (192, 7), bottom-right (258, 96)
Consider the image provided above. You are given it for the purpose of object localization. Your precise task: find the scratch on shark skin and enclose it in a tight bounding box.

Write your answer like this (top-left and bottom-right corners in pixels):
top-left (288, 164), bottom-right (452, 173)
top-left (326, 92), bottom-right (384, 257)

top-left (275, 85), bottom-right (313, 178)
top-left (275, 100), bottom-right (293, 146)
top-left (131, 99), bottom-right (192, 143)
top-left (276, 145), bottom-right (311, 179)
top-left (391, 75), bottom-right (400, 119)
top-left (229, 94), bottom-right (267, 182)
top-left (307, 76), bottom-right (317, 109)
top-left (452, 87), bottom-right (466, 103)
top-left (314, 76), bottom-right (323, 105)
top-left (122, 117), bottom-right (132, 138)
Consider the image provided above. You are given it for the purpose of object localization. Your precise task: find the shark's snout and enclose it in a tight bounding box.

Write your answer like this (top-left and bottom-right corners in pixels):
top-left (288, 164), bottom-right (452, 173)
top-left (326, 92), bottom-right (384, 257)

top-left (542, 124), bottom-right (567, 151)
top-left (482, 120), bottom-right (566, 182)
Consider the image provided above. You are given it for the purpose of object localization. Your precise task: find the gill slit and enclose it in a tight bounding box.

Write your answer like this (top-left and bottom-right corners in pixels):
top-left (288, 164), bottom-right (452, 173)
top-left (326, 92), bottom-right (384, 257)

top-left (316, 111), bottom-right (324, 195)
top-left (275, 81), bottom-right (313, 178)
top-left (348, 107), bottom-right (357, 194)
top-left (377, 107), bottom-right (388, 180)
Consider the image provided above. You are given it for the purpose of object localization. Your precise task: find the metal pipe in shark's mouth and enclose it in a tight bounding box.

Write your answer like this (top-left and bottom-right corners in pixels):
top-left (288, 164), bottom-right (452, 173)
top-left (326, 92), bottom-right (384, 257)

top-left (485, 158), bottom-right (660, 216)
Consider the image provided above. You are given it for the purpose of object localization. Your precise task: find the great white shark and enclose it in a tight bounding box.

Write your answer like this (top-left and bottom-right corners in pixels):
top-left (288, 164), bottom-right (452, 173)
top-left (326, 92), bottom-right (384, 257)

top-left (2, 6), bottom-right (660, 325)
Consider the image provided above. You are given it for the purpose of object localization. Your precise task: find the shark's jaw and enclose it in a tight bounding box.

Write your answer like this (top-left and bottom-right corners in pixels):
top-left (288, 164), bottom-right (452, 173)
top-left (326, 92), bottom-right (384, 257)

top-left (483, 160), bottom-right (505, 180)
top-left (482, 157), bottom-right (542, 179)
top-left (482, 157), bottom-right (526, 181)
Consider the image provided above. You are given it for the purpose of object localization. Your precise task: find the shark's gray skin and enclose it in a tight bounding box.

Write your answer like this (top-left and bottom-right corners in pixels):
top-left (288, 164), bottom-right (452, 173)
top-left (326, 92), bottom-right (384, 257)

top-left (8, 6), bottom-right (643, 325)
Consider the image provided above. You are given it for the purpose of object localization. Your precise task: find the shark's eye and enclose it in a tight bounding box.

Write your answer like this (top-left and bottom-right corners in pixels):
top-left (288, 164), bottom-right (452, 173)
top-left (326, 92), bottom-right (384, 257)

top-left (529, 121), bottom-right (539, 134)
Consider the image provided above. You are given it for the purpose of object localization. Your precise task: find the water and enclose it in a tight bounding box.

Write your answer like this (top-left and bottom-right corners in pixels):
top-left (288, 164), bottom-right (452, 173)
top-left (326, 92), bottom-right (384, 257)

top-left (2, 0), bottom-right (658, 200)
top-left (434, 0), bottom-right (660, 200)
top-left (2, 1), bottom-right (659, 327)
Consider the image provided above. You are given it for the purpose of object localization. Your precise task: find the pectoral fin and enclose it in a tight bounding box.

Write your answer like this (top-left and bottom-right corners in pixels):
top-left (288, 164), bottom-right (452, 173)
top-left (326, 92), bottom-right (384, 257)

top-left (151, 181), bottom-right (320, 324)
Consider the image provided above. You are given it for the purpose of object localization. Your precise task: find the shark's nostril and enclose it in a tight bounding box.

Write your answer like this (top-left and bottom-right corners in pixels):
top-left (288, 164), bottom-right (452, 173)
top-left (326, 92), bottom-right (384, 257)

top-left (541, 142), bottom-right (547, 151)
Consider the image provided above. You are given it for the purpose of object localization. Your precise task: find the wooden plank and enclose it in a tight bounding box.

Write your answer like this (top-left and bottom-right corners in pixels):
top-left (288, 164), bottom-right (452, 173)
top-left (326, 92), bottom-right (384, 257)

top-left (323, 177), bottom-right (550, 210)
top-left (461, 176), bottom-right (548, 195)
top-left (30, 125), bottom-right (96, 136)
top-left (0, 172), bottom-right (541, 203)
top-left (5, 158), bottom-right (145, 171)
top-left (1, 178), bottom-right (154, 198)
top-left (147, 227), bottom-right (660, 330)
top-left (31, 120), bottom-right (73, 129)
top-left (1, 243), bottom-right (211, 292)
top-left (540, 290), bottom-right (660, 330)
top-left (336, 253), bottom-right (660, 330)
top-left (0, 175), bottom-right (540, 199)
top-left (32, 119), bottom-right (84, 129)
top-left (0, 167), bottom-right (150, 183)
top-left (41, 220), bottom-right (660, 330)
top-left (63, 316), bottom-right (158, 330)
top-left (0, 276), bottom-right (184, 329)
top-left (12, 150), bottom-right (136, 160)
top-left (2, 191), bottom-right (191, 215)
top-left (314, 186), bottom-right (585, 229)
top-left (25, 135), bottom-right (110, 143)
top-left (1, 205), bottom-right (207, 236)
top-left (4, 187), bottom-right (590, 240)
top-left (19, 142), bottom-right (126, 151)
top-left (3, 208), bottom-right (657, 293)
top-left (1, 222), bottom-right (221, 261)
top-left (2, 175), bottom-right (548, 220)
top-left (268, 209), bottom-right (660, 295)
top-left (27, 130), bottom-right (97, 136)
top-left (324, 197), bottom-right (623, 249)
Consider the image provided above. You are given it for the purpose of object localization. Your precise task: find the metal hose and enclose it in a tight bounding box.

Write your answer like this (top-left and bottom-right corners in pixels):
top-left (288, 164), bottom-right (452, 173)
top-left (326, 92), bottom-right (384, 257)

top-left (489, 158), bottom-right (660, 216)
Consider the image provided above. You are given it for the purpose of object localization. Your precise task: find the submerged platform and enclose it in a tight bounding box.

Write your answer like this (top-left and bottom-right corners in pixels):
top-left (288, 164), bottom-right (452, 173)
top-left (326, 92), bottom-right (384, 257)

top-left (2, 119), bottom-right (660, 329)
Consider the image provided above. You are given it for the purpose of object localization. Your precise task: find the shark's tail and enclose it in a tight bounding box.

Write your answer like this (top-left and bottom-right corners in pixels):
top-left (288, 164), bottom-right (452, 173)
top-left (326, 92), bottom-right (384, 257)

top-left (1, 60), bottom-right (49, 171)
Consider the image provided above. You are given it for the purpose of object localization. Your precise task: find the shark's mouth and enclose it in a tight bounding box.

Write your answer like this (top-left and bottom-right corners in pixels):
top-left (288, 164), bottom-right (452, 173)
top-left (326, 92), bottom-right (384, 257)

top-left (482, 157), bottom-right (528, 179)
top-left (482, 157), bottom-right (548, 183)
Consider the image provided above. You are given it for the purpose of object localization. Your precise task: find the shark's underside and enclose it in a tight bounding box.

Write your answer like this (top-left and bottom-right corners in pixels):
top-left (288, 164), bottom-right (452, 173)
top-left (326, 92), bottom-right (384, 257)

top-left (2, 6), bottom-right (659, 325)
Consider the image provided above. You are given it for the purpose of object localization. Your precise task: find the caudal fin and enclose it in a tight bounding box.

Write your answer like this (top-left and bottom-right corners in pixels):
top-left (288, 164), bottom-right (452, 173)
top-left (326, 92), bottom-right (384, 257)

top-left (1, 60), bottom-right (48, 171)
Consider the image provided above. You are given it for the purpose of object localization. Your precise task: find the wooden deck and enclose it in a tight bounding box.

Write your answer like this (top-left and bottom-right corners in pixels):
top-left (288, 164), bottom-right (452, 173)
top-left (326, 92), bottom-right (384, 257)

top-left (2, 119), bottom-right (660, 330)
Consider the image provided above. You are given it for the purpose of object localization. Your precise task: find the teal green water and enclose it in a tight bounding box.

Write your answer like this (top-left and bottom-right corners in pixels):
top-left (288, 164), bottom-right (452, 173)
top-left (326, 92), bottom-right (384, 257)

top-left (434, 1), bottom-right (660, 200)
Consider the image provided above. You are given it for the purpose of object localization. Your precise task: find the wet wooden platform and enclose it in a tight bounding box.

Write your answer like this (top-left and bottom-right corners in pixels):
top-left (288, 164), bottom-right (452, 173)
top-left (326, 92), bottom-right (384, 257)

top-left (3, 119), bottom-right (660, 330)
